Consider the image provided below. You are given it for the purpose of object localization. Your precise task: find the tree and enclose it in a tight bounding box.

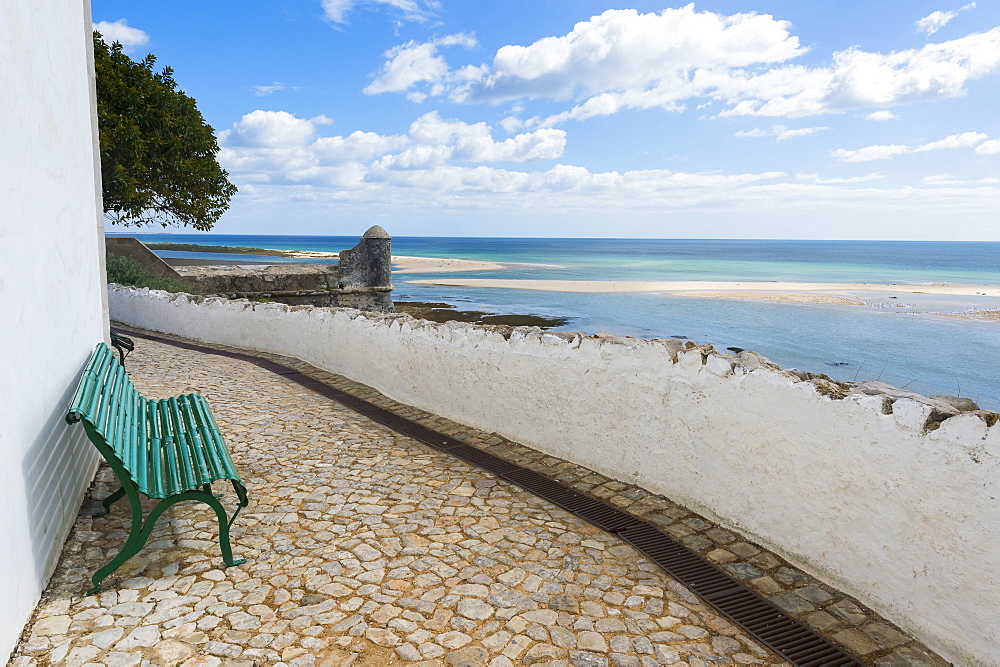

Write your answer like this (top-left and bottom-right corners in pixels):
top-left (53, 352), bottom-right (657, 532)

top-left (94, 34), bottom-right (237, 230)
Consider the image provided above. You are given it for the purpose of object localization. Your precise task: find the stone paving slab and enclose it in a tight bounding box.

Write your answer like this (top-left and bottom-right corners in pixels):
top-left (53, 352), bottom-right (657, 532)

top-left (12, 329), bottom-right (947, 666)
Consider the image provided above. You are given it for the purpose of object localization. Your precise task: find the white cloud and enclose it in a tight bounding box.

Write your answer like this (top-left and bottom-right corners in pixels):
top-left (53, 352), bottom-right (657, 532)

top-left (866, 110), bottom-right (898, 121)
top-left (420, 112), bottom-right (565, 162)
top-left (93, 19), bottom-right (149, 52)
top-left (366, 6), bottom-right (1000, 123)
top-left (321, 0), bottom-right (439, 24)
top-left (219, 110), bottom-right (565, 188)
top-left (832, 131), bottom-right (988, 161)
top-left (831, 144), bottom-right (911, 163)
top-left (469, 7), bottom-right (804, 101)
top-left (916, 3), bottom-right (976, 37)
top-left (974, 139), bottom-right (1000, 154)
top-left (254, 82), bottom-right (293, 96)
top-left (777, 126), bottom-right (828, 140)
top-left (499, 116), bottom-right (524, 134)
top-left (313, 131), bottom-right (410, 162)
top-left (923, 173), bottom-right (961, 184)
top-left (362, 162), bottom-right (785, 198)
top-left (463, 5), bottom-right (807, 123)
top-left (368, 6), bottom-right (805, 117)
top-left (723, 29), bottom-right (1000, 118)
top-left (364, 34), bottom-right (478, 100)
top-left (228, 166), bottom-right (1000, 236)
top-left (736, 124), bottom-right (827, 140)
top-left (215, 107), bottom-right (1000, 227)
top-left (796, 173), bottom-right (886, 184)
top-left (913, 131), bottom-right (987, 151)
top-left (219, 110), bottom-right (321, 148)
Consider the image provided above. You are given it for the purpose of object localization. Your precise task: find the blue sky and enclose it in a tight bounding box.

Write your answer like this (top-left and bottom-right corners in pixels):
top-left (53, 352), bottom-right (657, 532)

top-left (93, 1), bottom-right (1000, 239)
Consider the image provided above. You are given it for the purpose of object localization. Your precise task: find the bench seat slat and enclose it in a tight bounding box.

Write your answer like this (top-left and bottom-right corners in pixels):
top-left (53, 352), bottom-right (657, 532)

top-left (190, 396), bottom-right (226, 479)
top-left (177, 397), bottom-right (207, 491)
top-left (148, 401), bottom-right (166, 499)
top-left (161, 400), bottom-right (183, 497)
top-left (95, 357), bottom-right (126, 438)
top-left (73, 345), bottom-right (113, 422)
top-left (133, 395), bottom-right (147, 480)
top-left (192, 395), bottom-right (241, 481)
top-left (178, 395), bottom-right (214, 485)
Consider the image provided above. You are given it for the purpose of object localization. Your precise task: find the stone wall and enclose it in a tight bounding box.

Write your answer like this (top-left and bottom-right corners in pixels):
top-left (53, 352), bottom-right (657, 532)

top-left (115, 226), bottom-right (394, 311)
top-left (105, 236), bottom-right (184, 280)
top-left (107, 287), bottom-right (1000, 665)
top-left (175, 263), bottom-right (342, 306)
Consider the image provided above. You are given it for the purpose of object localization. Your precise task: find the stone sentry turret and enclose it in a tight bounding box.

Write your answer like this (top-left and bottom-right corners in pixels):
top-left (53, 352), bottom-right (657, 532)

top-left (336, 225), bottom-right (393, 311)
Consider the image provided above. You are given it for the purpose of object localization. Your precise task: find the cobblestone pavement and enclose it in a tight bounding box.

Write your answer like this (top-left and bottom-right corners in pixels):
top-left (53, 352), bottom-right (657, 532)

top-left (12, 333), bottom-right (945, 666)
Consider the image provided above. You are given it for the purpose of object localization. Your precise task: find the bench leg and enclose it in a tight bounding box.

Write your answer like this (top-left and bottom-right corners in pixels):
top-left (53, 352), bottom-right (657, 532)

top-left (87, 498), bottom-right (148, 596)
top-left (95, 485), bottom-right (129, 517)
top-left (200, 489), bottom-right (247, 568)
top-left (87, 489), bottom-right (246, 595)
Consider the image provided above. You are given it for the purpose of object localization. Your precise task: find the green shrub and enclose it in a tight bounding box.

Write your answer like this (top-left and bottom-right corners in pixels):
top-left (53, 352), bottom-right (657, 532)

top-left (106, 253), bottom-right (199, 293)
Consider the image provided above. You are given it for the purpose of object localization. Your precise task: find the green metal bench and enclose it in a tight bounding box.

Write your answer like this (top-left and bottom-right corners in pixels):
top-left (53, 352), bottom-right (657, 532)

top-left (67, 342), bottom-right (249, 594)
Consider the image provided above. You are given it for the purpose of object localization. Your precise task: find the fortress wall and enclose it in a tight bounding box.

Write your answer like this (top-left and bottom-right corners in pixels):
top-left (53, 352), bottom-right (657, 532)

top-left (105, 237), bottom-right (184, 280)
top-left (109, 286), bottom-right (1000, 665)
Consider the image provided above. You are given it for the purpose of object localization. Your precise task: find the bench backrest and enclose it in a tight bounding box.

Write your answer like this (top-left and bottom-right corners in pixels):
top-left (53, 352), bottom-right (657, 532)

top-left (67, 343), bottom-right (242, 498)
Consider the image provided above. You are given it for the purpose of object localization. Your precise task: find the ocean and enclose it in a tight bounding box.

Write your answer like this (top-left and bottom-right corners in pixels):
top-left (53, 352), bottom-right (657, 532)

top-left (113, 234), bottom-right (1000, 410)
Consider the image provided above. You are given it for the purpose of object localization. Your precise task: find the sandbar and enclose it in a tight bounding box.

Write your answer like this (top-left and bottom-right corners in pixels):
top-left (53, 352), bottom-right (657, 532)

top-left (392, 255), bottom-right (507, 273)
top-left (664, 291), bottom-right (865, 305)
top-left (403, 278), bottom-right (1000, 299)
top-left (282, 250), bottom-right (341, 259)
top-left (935, 309), bottom-right (1000, 321)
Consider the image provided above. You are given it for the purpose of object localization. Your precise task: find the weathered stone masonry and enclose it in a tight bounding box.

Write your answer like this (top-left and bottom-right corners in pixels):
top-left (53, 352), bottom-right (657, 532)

top-left (109, 226), bottom-right (394, 312)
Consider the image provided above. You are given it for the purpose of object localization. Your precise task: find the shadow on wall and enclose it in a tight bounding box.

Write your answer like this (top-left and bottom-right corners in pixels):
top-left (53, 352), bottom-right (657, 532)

top-left (21, 365), bottom-right (100, 590)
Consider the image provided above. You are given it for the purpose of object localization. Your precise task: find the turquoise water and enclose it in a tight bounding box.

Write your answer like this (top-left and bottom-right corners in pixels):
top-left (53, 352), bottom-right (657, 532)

top-left (113, 234), bottom-right (1000, 409)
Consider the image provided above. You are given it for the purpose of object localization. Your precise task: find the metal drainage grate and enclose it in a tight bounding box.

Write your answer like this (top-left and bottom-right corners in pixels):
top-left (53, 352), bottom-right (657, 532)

top-left (499, 469), bottom-right (646, 534)
top-left (617, 523), bottom-right (861, 665)
top-left (122, 330), bottom-right (863, 666)
top-left (446, 444), bottom-right (522, 475)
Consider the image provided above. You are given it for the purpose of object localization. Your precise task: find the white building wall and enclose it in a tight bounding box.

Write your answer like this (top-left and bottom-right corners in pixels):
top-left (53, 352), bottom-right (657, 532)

top-left (0, 0), bottom-right (106, 658)
top-left (109, 289), bottom-right (1000, 665)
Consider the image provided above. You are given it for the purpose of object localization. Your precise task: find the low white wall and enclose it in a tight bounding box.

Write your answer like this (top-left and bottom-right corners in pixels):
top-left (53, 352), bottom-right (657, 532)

top-left (110, 287), bottom-right (1000, 665)
top-left (1, 0), bottom-right (106, 658)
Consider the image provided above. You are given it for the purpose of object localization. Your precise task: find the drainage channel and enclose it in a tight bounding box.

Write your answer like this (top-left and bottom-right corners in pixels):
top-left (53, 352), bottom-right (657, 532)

top-left (119, 329), bottom-right (862, 666)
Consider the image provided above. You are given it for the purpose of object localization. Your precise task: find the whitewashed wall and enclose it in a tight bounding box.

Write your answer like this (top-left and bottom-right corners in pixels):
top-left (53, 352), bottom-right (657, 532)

top-left (0, 0), bottom-right (106, 658)
top-left (110, 288), bottom-right (1000, 665)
